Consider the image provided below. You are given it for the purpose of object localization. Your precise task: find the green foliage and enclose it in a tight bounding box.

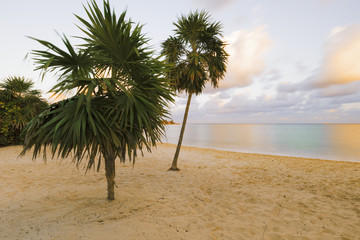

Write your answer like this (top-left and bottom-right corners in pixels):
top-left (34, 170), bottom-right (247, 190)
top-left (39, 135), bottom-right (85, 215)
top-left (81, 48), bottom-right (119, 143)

top-left (0, 76), bottom-right (48, 146)
top-left (161, 10), bottom-right (228, 170)
top-left (0, 103), bottom-right (21, 145)
top-left (22, 0), bottom-right (174, 170)
top-left (161, 10), bottom-right (229, 95)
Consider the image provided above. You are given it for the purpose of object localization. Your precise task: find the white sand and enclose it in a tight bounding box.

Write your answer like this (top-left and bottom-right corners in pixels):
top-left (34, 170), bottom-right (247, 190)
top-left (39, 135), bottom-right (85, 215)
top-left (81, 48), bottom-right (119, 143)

top-left (1, 143), bottom-right (359, 240)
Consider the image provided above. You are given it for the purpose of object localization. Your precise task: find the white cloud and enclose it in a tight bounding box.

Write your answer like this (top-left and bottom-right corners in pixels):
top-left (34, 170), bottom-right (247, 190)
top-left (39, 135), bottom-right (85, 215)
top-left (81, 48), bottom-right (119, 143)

top-left (314, 24), bottom-right (360, 87)
top-left (220, 26), bottom-right (271, 89)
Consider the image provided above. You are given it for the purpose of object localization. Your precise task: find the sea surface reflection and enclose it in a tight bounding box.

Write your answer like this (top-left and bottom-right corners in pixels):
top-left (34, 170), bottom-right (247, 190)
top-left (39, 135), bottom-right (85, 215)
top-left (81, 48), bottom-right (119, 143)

top-left (162, 123), bottom-right (360, 162)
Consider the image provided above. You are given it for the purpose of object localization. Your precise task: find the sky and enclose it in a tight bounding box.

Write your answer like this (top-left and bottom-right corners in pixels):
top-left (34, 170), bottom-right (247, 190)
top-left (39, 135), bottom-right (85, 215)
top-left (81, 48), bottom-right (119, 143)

top-left (1, 0), bottom-right (360, 123)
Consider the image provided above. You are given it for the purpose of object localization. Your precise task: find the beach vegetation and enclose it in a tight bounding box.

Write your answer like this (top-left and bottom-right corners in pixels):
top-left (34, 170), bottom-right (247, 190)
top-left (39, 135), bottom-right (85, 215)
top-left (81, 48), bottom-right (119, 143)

top-left (161, 11), bottom-right (228, 170)
top-left (0, 76), bottom-right (48, 146)
top-left (21, 0), bottom-right (174, 200)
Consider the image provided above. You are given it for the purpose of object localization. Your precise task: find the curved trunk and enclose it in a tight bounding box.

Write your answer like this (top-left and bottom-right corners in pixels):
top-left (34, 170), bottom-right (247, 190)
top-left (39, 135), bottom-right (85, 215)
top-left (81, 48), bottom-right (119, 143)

top-left (104, 152), bottom-right (116, 200)
top-left (169, 92), bottom-right (193, 171)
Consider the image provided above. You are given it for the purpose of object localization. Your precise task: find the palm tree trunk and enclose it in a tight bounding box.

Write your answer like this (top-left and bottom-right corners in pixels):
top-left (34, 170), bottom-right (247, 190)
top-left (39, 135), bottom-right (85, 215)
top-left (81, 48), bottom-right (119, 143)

top-left (169, 92), bottom-right (193, 171)
top-left (104, 153), bottom-right (116, 200)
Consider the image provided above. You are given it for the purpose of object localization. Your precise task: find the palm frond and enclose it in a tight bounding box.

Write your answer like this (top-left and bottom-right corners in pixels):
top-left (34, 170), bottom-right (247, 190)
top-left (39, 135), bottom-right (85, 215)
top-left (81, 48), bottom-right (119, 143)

top-left (23, 0), bottom-right (174, 172)
top-left (161, 10), bottom-right (228, 94)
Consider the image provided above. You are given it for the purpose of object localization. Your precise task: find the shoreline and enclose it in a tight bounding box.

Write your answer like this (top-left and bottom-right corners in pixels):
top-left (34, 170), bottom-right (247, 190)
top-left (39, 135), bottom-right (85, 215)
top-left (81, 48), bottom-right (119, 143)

top-left (1, 144), bottom-right (360, 239)
top-left (2, 142), bottom-right (360, 165)
top-left (161, 142), bottom-right (360, 165)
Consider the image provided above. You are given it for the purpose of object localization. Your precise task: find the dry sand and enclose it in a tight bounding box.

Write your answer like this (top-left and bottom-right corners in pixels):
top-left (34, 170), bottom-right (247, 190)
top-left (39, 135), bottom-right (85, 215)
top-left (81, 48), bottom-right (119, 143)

top-left (1, 143), bottom-right (360, 240)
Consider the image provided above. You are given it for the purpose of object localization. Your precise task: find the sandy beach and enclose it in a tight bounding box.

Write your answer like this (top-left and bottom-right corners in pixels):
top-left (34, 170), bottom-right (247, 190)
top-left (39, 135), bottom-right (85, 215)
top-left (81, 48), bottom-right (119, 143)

top-left (1, 143), bottom-right (359, 240)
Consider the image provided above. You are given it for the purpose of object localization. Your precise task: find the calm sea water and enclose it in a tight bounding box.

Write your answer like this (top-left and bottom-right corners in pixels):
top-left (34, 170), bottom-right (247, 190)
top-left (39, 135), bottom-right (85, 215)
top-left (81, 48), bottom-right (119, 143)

top-left (162, 123), bottom-right (360, 163)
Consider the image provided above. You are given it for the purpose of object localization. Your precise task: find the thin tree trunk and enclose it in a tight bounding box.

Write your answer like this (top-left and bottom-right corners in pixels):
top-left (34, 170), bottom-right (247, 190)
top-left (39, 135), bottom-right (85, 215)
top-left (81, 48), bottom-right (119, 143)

top-left (104, 153), bottom-right (116, 200)
top-left (169, 92), bottom-right (193, 171)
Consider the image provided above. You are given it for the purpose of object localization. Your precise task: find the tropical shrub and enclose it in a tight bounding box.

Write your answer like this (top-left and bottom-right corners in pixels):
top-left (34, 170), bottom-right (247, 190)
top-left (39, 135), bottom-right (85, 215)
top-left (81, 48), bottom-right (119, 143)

top-left (0, 76), bottom-right (48, 146)
top-left (21, 0), bottom-right (174, 200)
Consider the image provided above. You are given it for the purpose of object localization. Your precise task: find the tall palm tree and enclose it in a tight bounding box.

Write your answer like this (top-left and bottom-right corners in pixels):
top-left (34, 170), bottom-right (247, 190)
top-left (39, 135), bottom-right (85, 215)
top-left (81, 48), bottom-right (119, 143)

top-left (0, 76), bottom-right (48, 145)
top-left (21, 0), bottom-right (174, 200)
top-left (161, 11), bottom-right (228, 171)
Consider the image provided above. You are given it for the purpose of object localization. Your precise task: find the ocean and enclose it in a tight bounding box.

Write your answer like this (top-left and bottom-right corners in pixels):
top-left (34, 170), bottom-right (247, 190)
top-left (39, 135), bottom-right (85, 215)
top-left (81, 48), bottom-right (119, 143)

top-left (162, 123), bottom-right (360, 163)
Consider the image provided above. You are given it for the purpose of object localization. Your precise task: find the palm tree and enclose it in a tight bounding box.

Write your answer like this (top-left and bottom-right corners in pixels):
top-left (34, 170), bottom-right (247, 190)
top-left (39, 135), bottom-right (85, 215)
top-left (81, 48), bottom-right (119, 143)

top-left (161, 11), bottom-right (228, 171)
top-left (21, 0), bottom-right (174, 200)
top-left (0, 76), bottom-right (48, 145)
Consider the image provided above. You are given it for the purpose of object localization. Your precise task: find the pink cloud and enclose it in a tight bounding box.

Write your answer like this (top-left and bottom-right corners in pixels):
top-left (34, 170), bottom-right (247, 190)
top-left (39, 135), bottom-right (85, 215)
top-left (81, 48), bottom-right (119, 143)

top-left (314, 24), bottom-right (360, 87)
top-left (220, 26), bottom-right (271, 89)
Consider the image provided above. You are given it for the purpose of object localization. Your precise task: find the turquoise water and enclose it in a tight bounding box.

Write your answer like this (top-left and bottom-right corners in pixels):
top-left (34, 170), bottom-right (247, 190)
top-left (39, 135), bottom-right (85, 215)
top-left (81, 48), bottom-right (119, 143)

top-left (163, 123), bottom-right (360, 162)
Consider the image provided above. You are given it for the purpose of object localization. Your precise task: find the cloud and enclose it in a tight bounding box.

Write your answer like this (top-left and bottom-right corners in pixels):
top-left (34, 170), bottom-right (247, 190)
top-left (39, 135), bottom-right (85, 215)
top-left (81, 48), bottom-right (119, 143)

top-left (278, 24), bottom-right (360, 95)
top-left (315, 82), bottom-right (360, 98)
top-left (294, 61), bottom-right (309, 74)
top-left (220, 26), bottom-right (271, 89)
top-left (314, 24), bottom-right (360, 87)
top-left (172, 88), bottom-right (302, 121)
top-left (278, 25), bottom-right (360, 96)
top-left (277, 79), bottom-right (312, 93)
top-left (258, 68), bottom-right (282, 83)
top-left (171, 79), bottom-right (360, 123)
top-left (170, 25), bottom-right (360, 124)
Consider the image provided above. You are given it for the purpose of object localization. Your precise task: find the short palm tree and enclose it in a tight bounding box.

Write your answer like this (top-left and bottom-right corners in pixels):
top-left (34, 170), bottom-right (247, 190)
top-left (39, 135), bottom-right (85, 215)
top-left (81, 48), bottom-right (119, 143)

top-left (161, 11), bottom-right (228, 171)
top-left (0, 76), bottom-right (47, 145)
top-left (21, 0), bottom-right (173, 200)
